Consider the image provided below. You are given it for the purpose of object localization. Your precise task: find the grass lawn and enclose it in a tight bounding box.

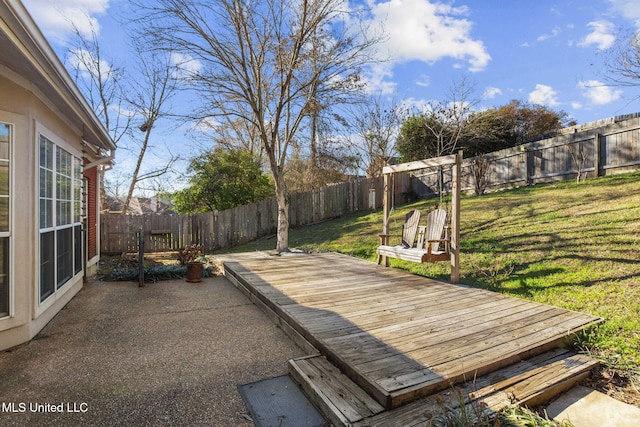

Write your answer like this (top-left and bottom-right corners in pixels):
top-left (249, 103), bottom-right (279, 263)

top-left (230, 172), bottom-right (640, 371)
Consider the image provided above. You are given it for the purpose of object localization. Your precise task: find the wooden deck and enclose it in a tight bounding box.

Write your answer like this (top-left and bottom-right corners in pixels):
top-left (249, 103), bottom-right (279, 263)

top-left (222, 252), bottom-right (602, 411)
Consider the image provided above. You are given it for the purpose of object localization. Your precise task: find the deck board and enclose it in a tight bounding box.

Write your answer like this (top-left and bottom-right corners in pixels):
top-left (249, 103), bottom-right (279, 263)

top-left (223, 252), bottom-right (602, 409)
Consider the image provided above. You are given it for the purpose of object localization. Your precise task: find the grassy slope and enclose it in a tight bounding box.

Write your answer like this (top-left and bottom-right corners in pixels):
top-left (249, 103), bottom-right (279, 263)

top-left (231, 172), bottom-right (640, 368)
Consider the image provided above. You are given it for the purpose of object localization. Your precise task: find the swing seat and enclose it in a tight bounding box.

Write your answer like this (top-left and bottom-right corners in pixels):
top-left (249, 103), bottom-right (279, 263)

top-left (377, 209), bottom-right (450, 264)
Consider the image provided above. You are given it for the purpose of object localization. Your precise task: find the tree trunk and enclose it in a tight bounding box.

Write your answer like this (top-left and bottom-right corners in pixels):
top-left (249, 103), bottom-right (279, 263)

top-left (274, 174), bottom-right (289, 253)
top-left (121, 129), bottom-right (150, 214)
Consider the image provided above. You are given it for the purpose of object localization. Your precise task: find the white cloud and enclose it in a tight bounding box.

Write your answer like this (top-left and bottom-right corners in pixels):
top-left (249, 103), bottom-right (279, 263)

top-left (170, 52), bottom-right (203, 77)
top-left (482, 86), bottom-right (502, 99)
top-left (578, 21), bottom-right (616, 50)
top-left (571, 101), bottom-right (583, 109)
top-left (362, 63), bottom-right (397, 95)
top-left (528, 84), bottom-right (560, 107)
top-left (399, 97), bottom-right (429, 113)
top-left (191, 117), bottom-right (220, 134)
top-left (68, 48), bottom-right (112, 80)
top-left (578, 80), bottom-right (622, 105)
top-left (368, 0), bottom-right (491, 72)
top-left (415, 75), bottom-right (430, 88)
top-left (23, 0), bottom-right (110, 45)
top-left (609, 0), bottom-right (640, 27)
top-left (536, 27), bottom-right (561, 42)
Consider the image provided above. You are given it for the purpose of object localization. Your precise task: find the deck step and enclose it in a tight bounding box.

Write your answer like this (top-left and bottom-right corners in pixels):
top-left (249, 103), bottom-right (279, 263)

top-left (354, 348), bottom-right (599, 426)
top-left (291, 349), bottom-right (599, 427)
top-left (289, 355), bottom-right (385, 427)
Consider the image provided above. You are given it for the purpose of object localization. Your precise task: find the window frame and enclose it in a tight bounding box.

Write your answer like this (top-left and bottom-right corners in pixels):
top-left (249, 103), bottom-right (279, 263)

top-left (37, 128), bottom-right (84, 308)
top-left (0, 121), bottom-right (11, 319)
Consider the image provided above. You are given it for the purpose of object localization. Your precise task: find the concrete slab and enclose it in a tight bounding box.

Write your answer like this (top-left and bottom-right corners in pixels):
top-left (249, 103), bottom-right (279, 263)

top-left (238, 375), bottom-right (325, 427)
top-left (546, 386), bottom-right (640, 427)
top-left (0, 277), bottom-right (306, 426)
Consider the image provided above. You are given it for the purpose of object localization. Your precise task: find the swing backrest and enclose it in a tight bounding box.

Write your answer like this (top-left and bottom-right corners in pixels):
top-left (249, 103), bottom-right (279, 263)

top-left (425, 208), bottom-right (448, 252)
top-left (401, 210), bottom-right (421, 248)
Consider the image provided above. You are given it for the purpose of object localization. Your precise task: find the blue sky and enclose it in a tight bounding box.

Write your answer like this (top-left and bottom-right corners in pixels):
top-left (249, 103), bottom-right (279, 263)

top-left (20, 0), bottom-right (640, 192)
top-left (359, 0), bottom-right (639, 122)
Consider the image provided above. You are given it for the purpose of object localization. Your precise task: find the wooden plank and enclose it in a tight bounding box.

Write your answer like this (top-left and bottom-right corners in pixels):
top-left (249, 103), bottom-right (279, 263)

top-left (329, 304), bottom-right (551, 365)
top-left (289, 355), bottom-right (385, 425)
top-left (371, 310), bottom-right (596, 390)
top-left (317, 298), bottom-right (532, 342)
top-left (287, 294), bottom-right (503, 338)
top-left (356, 317), bottom-right (560, 383)
top-left (478, 354), bottom-right (597, 409)
top-left (279, 279), bottom-right (459, 309)
top-left (351, 349), bottom-right (597, 427)
top-left (309, 294), bottom-right (522, 340)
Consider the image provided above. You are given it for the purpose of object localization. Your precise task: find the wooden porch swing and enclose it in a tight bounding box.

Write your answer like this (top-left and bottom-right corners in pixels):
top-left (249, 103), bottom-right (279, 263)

top-left (376, 152), bottom-right (462, 283)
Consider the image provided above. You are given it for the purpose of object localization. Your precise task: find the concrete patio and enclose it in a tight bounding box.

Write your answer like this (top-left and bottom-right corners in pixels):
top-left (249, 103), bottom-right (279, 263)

top-left (0, 276), bottom-right (304, 426)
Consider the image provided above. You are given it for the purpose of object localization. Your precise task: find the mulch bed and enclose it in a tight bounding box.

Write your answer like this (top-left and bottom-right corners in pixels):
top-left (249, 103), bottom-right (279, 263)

top-left (583, 366), bottom-right (640, 406)
top-left (97, 251), bottom-right (222, 281)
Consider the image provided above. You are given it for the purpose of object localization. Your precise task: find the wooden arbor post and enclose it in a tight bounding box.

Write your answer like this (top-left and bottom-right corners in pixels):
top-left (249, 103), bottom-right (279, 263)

top-left (380, 172), bottom-right (392, 267)
top-left (450, 152), bottom-right (461, 283)
top-left (381, 152), bottom-right (462, 283)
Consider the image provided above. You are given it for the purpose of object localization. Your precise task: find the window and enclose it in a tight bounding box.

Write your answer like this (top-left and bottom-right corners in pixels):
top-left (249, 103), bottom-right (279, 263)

top-left (0, 123), bottom-right (9, 317)
top-left (39, 135), bottom-right (83, 303)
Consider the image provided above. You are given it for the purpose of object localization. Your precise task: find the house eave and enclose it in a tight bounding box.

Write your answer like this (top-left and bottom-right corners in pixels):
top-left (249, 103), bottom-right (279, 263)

top-left (0, 0), bottom-right (115, 154)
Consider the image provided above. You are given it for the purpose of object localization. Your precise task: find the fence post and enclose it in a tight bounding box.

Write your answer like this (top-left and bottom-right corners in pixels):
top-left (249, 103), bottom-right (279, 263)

top-left (380, 173), bottom-right (391, 267)
top-left (450, 151), bottom-right (462, 284)
top-left (525, 145), bottom-right (533, 185)
top-left (138, 227), bottom-right (145, 287)
top-left (594, 133), bottom-right (602, 177)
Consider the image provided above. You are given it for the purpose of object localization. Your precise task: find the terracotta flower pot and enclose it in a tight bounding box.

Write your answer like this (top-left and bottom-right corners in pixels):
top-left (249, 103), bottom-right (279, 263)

top-left (186, 261), bottom-right (204, 283)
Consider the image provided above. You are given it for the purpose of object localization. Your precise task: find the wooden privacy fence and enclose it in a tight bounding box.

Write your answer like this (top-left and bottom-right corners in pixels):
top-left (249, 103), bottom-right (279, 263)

top-left (411, 113), bottom-right (640, 197)
top-left (100, 175), bottom-right (411, 254)
top-left (101, 113), bottom-right (640, 254)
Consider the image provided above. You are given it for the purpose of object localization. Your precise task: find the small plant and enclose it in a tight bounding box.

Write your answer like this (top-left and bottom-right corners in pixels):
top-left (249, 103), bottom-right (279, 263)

top-left (178, 244), bottom-right (203, 265)
top-left (469, 255), bottom-right (516, 292)
top-left (432, 384), bottom-right (495, 427)
top-left (500, 405), bottom-right (573, 427)
top-left (100, 264), bottom-right (215, 283)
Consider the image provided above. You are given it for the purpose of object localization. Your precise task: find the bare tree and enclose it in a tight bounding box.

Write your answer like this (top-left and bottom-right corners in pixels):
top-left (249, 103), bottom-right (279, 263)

top-left (68, 20), bottom-right (180, 215)
top-left (188, 100), bottom-right (265, 157)
top-left (606, 29), bottom-right (640, 89)
top-left (424, 77), bottom-right (479, 158)
top-left (348, 95), bottom-right (404, 177)
top-left (67, 22), bottom-right (132, 214)
top-left (471, 154), bottom-right (490, 195)
top-left (404, 78), bottom-right (478, 202)
top-left (566, 141), bottom-right (590, 183)
top-left (121, 46), bottom-right (179, 213)
top-left (139, 0), bottom-right (378, 252)
top-left (67, 21), bottom-right (131, 146)
top-left (212, 117), bottom-right (263, 156)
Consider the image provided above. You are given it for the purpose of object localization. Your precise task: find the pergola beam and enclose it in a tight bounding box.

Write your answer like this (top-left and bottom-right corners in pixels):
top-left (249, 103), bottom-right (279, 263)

top-left (382, 154), bottom-right (458, 174)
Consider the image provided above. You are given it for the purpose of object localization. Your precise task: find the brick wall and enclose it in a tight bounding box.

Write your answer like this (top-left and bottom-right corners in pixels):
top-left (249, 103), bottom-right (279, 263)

top-left (84, 165), bottom-right (98, 259)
